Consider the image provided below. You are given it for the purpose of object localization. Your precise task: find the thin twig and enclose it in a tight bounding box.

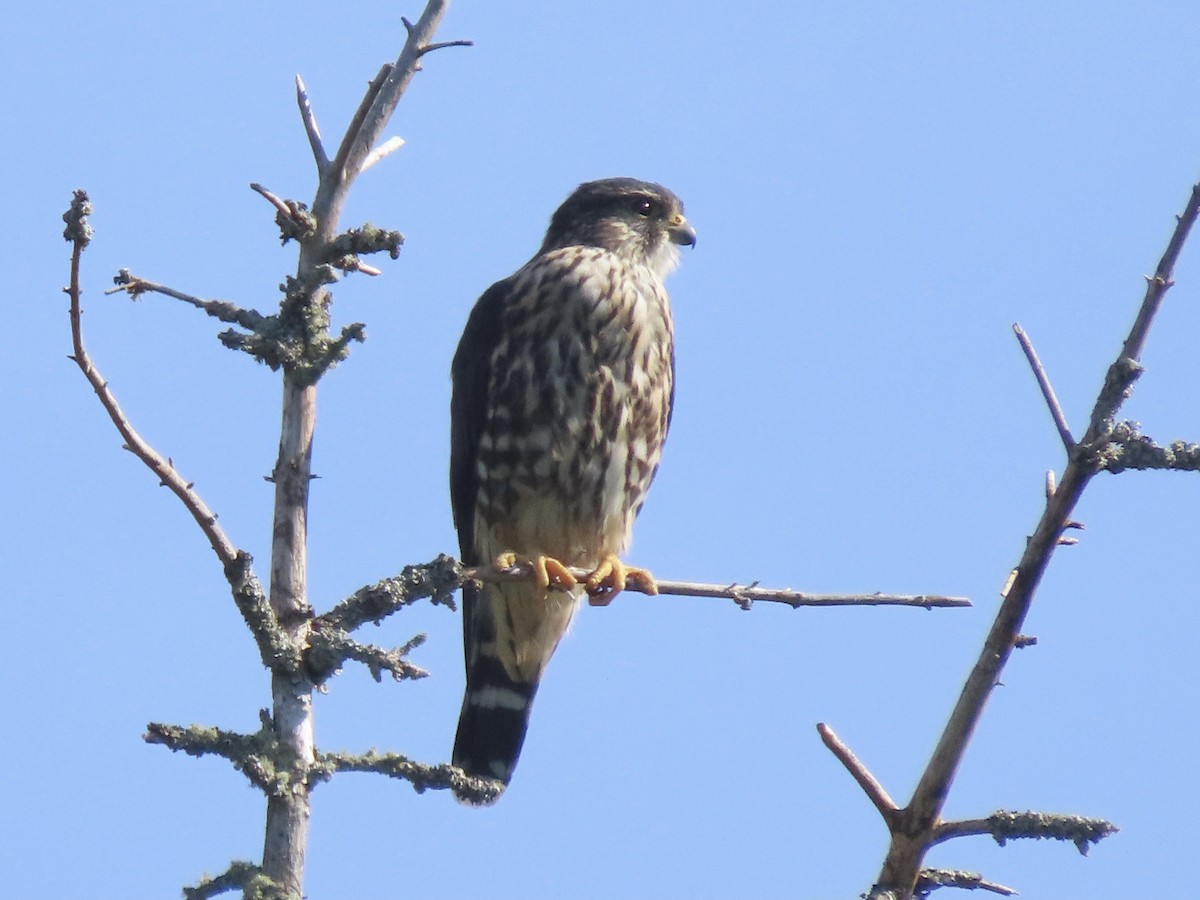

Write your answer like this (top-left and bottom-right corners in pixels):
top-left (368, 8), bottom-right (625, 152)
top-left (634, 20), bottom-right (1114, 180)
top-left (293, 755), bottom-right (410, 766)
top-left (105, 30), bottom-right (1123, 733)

top-left (1013, 323), bottom-right (1074, 449)
top-left (342, 3), bottom-right (465, 182)
top-left (250, 181), bottom-right (296, 219)
top-left (1087, 182), bottom-right (1200, 438)
top-left (306, 627), bottom-right (429, 684)
top-left (65, 198), bottom-right (289, 676)
top-left (1120, 181), bottom-right (1200, 362)
top-left (330, 64), bottom-right (393, 183)
top-left (249, 183), bottom-right (318, 244)
top-left (358, 135), bottom-right (406, 175)
top-left (295, 74), bottom-right (329, 173)
top-left (107, 269), bottom-right (266, 331)
top-left (421, 39), bottom-right (474, 53)
top-left (318, 555), bottom-right (970, 640)
top-left (471, 564), bottom-right (972, 611)
top-left (400, 15), bottom-right (475, 55)
top-left (915, 869), bottom-right (1017, 896)
top-left (63, 202), bottom-right (238, 569)
top-left (334, 256), bottom-right (383, 276)
top-left (817, 723), bottom-right (898, 821)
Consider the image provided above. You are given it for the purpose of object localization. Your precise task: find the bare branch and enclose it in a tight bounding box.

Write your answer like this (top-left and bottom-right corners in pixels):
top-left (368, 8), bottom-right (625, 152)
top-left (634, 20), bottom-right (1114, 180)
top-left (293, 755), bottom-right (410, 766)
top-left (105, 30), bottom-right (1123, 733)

top-left (817, 723), bottom-right (898, 821)
top-left (63, 195), bottom-right (291, 680)
top-left (473, 563), bottom-right (972, 612)
top-left (108, 268), bottom-right (267, 331)
top-left (329, 223), bottom-right (404, 263)
top-left (331, 257), bottom-right (382, 276)
top-left (934, 811), bottom-right (1119, 856)
top-left (305, 627), bottom-right (429, 684)
top-left (915, 869), bottom-right (1017, 896)
top-left (313, 749), bottom-right (503, 805)
top-left (400, 14), bottom-right (475, 54)
top-left (1120, 181), bottom-right (1200, 362)
top-left (250, 181), bottom-right (297, 219)
top-left (144, 721), bottom-right (285, 796)
top-left (1013, 322), bottom-right (1074, 449)
top-left (870, 179), bottom-right (1200, 897)
top-left (340, 2), bottom-right (464, 185)
top-left (329, 63), bottom-right (392, 186)
top-left (319, 555), bottom-right (970, 638)
top-left (62, 203), bottom-right (242, 570)
top-left (317, 554), bottom-right (462, 633)
top-left (255, 6), bottom-right (467, 883)
top-left (183, 861), bottom-right (291, 900)
top-left (1096, 422), bottom-right (1200, 473)
top-left (249, 183), bottom-right (317, 244)
top-left (358, 135), bottom-right (406, 174)
top-left (1087, 181), bottom-right (1200, 438)
top-left (294, 74), bottom-right (328, 174)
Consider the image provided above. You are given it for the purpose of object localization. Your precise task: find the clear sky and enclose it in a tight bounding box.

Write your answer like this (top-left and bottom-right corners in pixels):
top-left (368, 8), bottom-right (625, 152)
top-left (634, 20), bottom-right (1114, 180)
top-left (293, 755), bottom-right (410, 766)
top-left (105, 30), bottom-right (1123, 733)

top-left (6, 3), bottom-right (1200, 898)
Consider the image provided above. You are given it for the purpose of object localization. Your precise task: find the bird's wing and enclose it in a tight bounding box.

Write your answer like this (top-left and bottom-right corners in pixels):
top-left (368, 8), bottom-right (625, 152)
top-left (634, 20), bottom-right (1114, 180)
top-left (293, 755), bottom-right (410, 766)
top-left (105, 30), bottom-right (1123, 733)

top-left (450, 275), bottom-right (513, 669)
top-left (450, 275), bottom-right (512, 562)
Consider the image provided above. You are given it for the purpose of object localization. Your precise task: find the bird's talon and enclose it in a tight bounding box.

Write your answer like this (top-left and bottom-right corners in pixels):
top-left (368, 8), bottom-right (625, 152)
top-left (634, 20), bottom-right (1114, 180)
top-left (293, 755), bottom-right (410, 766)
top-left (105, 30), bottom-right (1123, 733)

top-left (625, 566), bottom-right (659, 596)
top-left (493, 553), bottom-right (576, 592)
top-left (584, 555), bottom-right (656, 606)
top-left (541, 556), bottom-right (577, 591)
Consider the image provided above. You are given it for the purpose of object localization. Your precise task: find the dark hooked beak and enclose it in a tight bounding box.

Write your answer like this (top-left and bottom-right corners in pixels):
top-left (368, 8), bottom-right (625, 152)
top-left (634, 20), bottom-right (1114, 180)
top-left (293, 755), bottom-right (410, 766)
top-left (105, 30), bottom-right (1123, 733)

top-left (668, 215), bottom-right (697, 248)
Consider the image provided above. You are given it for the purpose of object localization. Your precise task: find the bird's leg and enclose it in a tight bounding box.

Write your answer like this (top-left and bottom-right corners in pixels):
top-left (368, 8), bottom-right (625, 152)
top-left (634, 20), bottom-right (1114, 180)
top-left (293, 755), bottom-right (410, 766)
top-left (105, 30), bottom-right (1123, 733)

top-left (584, 553), bottom-right (658, 606)
top-left (493, 552), bottom-right (578, 592)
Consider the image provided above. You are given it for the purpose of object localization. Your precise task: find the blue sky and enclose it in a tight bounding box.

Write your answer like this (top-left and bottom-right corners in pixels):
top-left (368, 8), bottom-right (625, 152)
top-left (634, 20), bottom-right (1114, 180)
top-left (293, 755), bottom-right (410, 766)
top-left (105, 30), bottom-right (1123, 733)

top-left (6, 3), bottom-right (1200, 898)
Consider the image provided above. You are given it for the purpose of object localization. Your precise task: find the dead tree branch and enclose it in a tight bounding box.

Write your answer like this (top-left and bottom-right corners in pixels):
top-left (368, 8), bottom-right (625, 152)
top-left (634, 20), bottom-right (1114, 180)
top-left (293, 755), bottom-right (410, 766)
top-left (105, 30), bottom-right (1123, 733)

top-left (63, 198), bottom-right (289, 674)
top-left (933, 811), bottom-right (1118, 855)
top-left (182, 861), bottom-right (288, 900)
top-left (1013, 323), bottom-right (1074, 449)
top-left (313, 749), bottom-right (502, 806)
top-left (62, 193), bottom-right (283, 657)
top-left (257, 3), bottom-right (467, 891)
top-left (817, 723), bottom-right (898, 822)
top-left (317, 555), bottom-right (971, 638)
top-left (108, 268), bottom-right (268, 330)
top-left (61, 4), bottom-right (470, 895)
top-left (293, 75), bottom-right (328, 174)
top-left (145, 720), bottom-right (284, 795)
top-left (64, 201), bottom-right (241, 569)
top-left (915, 869), bottom-right (1016, 896)
top-left (837, 180), bottom-right (1200, 898)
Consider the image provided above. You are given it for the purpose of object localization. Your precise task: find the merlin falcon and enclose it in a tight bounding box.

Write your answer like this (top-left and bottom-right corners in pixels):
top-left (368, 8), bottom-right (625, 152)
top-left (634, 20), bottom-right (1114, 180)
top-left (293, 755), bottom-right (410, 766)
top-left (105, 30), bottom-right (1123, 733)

top-left (450, 177), bottom-right (696, 799)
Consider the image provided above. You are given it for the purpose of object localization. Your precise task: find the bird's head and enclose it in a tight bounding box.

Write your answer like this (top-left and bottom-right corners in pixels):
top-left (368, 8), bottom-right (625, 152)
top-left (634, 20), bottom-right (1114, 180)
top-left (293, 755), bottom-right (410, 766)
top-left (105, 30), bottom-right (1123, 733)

top-left (539, 177), bottom-right (696, 278)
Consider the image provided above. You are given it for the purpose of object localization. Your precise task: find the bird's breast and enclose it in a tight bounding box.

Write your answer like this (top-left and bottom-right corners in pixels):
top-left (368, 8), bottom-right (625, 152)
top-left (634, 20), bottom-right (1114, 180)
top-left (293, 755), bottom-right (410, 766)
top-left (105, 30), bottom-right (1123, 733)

top-left (475, 249), bottom-right (674, 566)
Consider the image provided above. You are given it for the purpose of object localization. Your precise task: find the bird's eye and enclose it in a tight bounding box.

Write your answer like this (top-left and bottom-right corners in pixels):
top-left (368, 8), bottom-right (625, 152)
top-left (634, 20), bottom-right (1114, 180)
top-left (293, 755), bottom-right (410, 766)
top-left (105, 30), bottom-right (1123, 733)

top-left (632, 197), bottom-right (657, 217)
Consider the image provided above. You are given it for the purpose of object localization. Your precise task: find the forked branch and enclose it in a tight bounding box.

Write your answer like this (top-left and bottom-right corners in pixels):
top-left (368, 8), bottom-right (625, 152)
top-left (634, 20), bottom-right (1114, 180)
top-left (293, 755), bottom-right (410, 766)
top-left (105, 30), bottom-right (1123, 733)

top-left (840, 180), bottom-right (1200, 898)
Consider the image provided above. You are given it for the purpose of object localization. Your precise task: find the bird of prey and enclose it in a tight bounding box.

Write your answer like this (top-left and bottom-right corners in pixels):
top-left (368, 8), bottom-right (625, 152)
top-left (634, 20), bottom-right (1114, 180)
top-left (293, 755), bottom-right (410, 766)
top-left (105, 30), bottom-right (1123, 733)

top-left (450, 177), bottom-right (696, 800)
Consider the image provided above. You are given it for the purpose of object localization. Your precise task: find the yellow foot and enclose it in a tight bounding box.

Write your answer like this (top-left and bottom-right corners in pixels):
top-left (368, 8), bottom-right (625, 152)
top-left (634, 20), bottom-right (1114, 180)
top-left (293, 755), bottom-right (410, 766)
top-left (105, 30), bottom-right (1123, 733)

top-left (584, 553), bottom-right (658, 606)
top-left (493, 552), bottom-right (577, 592)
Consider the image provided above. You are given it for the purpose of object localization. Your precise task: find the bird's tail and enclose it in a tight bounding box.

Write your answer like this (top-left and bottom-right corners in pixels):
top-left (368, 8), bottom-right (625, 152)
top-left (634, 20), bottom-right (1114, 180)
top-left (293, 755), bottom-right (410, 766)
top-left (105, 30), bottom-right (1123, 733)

top-left (452, 652), bottom-right (539, 802)
top-left (452, 579), bottom-right (578, 803)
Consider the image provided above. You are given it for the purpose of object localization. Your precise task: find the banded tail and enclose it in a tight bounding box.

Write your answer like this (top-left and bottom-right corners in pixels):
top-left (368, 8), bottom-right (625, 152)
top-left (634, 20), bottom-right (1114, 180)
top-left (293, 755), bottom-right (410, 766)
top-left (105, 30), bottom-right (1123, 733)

top-left (452, 653), bottom-right (539, 798)
top-left (452, 579), bottom-right (577, 803)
